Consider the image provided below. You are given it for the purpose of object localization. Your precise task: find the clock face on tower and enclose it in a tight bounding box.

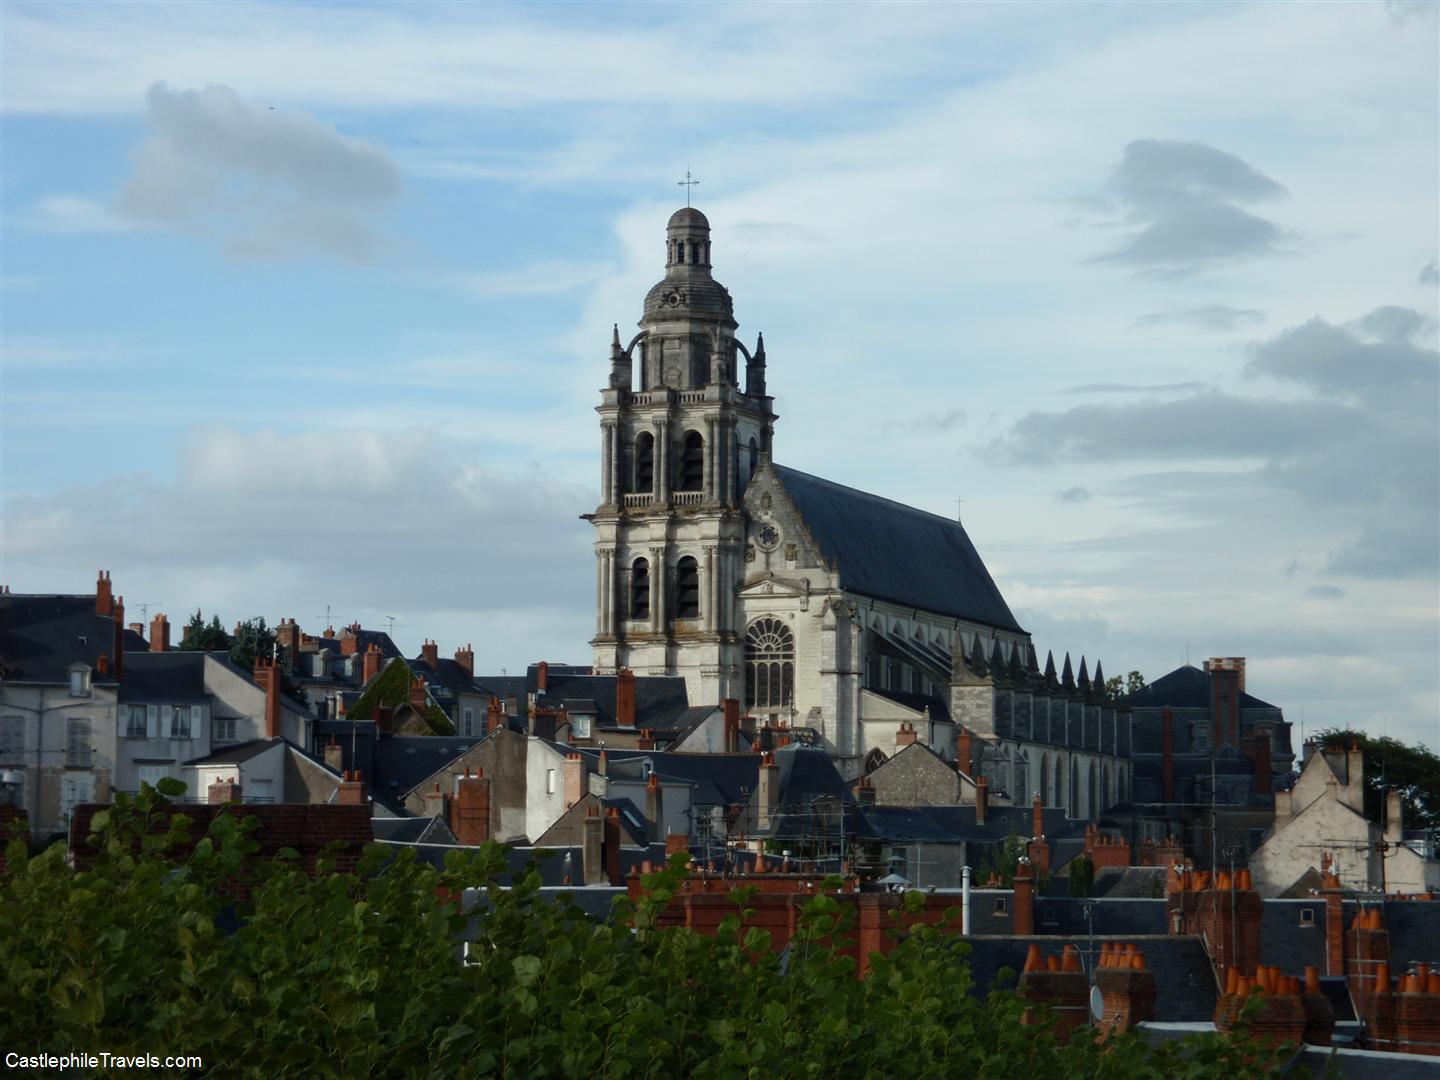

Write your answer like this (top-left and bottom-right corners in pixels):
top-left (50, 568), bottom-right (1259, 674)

top-left (755, 523), bottom-right (781, 551)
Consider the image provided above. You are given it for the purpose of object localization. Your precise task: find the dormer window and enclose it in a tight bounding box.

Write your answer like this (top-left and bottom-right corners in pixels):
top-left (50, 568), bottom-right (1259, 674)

top-left (68, 666), bottom-right (90, 698)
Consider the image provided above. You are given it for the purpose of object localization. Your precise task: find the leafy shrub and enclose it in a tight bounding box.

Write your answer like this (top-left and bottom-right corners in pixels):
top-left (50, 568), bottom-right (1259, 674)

top-left (0, 785), bottom-right (1287, 1078)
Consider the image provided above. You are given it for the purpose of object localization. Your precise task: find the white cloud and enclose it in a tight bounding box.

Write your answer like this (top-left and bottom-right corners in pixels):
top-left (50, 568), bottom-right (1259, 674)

top-left (0, 425), bottom-right (597, 668)
top-left (112, 82), bottom-right (400, 262)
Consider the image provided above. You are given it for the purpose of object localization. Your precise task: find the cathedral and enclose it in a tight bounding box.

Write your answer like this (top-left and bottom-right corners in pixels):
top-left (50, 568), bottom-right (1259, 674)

top-left (588, 206), bottom-right (1132, 806)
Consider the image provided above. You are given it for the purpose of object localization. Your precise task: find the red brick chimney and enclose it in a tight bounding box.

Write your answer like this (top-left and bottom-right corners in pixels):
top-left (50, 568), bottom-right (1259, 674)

top-left (1095, 945), bottom-right (1158, 1033)
top-left (603, 806), bottom-right (622, 886)
top-left (645, 772), bottom-right (663, 831)
top-left (615, 668), bottom-right (636, 728)
top-left (275, 618), bottom-right (301, 657)
top-left (562, 753), bottom-right (588, 810)
top-left (149, 613), bottom-right (170, 652)
top-left (895, 721), bottom-right (917, 750)
top-left (1167, 870), bottom-right (1263, 977)
top-left (722, 698), bottom-right (740, 753)
top-left (1245, 733), bottom-right (1273, 795)
top-left (1012, 860), bottom-right (1034, 935)
top-left (758, 752), bottom-right (780, 829)
top-left (536, 660), bottom-right (549, 693)
top-left (450, 767), bottom-right (490, 844)
top-left (253, 658), bottom-right (281, 739)
top-left (1161, 707), bottom-right (1175, 803)
top-left (322, 626), bottom-right (336, 640)
top-left (1322, 872), bottom-right (1345, 975)
top-left (1205, 657), bottom-right (1243, 747)
top-left (1018, 944), bottom-right (1087, 1042)
top-left (1345, 906), bottom-right (1391, 999)
top-left (111, 595), bottom-right (125, 681)
top-left (128, 621), bottom-right (144, 636)
top-left (208, 775), bottom-right (243, 804)
top-left (1032, 791), bottom-right (1044, 838)
top-left (956, 727), bottom-right (974, 777)
top-left (361, 644), bottom-right (384, 685)
top-left (975, 775), bottom-right (989, 825)
top-left (340, 623), bottom-right (363, 656)
top-left (408, 676), bottom-right (428, 714)
top-left (95, 570), bottom-right (113, 616)
top-left (454, 643), bottom-right (474, 677)
top-left (582, 805), bottom-right (603, 885)
top-left (420, 639), bottom-right (439, 670)
top-left (337, 770), bottom-right (368, 805)
top-left (485, 696), bottom-right (504, 734)
top-left (323, 740), bottom-right (344, 774)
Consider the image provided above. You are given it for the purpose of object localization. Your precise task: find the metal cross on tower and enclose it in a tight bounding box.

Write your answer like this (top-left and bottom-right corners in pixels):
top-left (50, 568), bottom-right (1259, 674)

top-left (677, 170), bottom-right (700, 206)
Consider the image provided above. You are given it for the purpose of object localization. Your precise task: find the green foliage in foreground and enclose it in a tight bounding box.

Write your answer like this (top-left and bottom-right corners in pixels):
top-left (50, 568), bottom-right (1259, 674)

top-left (0, 785), bottom-right (1288, 1079)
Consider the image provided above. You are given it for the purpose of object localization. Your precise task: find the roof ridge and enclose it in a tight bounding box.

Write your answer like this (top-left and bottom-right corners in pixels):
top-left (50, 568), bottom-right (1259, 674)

top-left (773, 463), bottom-right (969, 529)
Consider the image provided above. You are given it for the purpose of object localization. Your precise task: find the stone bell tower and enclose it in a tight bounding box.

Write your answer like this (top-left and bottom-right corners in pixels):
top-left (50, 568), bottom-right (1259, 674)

top-left (589, 207), bottom-right (776, 703)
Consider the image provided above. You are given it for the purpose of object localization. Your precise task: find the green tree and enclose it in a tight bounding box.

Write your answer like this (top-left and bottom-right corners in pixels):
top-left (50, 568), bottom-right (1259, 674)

top-left (179, 609), bottom-right (232, 652)
top-left (0, 783), bottom-right (1290, 1078)
top-left (1069, 853), bottom-right (1095, 897)
top-left (1313, 727), bottom-right (1440, 829)
top-left (1106, 671), bottom-right (1147, 701)
top-left (228, 616), bottom-right (278, 670)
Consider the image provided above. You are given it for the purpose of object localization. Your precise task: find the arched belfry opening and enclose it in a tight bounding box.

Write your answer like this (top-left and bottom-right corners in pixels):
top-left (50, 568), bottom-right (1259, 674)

top-left (633, 432), bottom-right (654, 495)
top-left (678, 431), bottom-right (704, 492)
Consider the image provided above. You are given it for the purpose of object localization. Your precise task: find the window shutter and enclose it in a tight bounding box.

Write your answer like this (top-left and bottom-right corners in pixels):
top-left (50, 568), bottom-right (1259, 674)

top-left (161, 705), bottom-right (173, 739)
top-left (147, 705), bottom-right (159, 738)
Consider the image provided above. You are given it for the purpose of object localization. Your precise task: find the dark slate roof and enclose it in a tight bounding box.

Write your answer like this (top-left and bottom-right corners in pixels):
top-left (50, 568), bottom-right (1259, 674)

top-left (964, 937), bottom-right (1217, 1022)
top-left (122, 627), bottom-right (149, 652)
top-left (1125, 664), bottom-right (1279, 711)
top-left (119, 651), bottom-right (210, 703)
top-left (1383, 901), bottom-right (1440, 964)
top-left (771, 464), bottom-right (1023, 633)
top-left (1090, 867), bottom-right (1168, 899)
top-left (369, 734), bottom-right (484, 812)
top-left (1258, 899), bottom-right (1329, 974)
top-left (1033, 897), bottom-right (1169, 935)
top-left (582, 746), bottom-right (763, 808)
top-left (409, 657), bottom-right (478, 702)
top-left (183, 738), bottom-right (279, 766)
top-left (855, 802), bottom-right (1070, 844)
top-left (372, 816), bottom-right (457, 845)
top-left (0, 594), bottom-right (121, 683)
top-left (533, 672), bottom-right (690, 729)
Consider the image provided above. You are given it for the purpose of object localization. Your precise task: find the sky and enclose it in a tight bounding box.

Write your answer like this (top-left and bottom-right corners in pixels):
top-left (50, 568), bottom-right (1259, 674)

top-left (2, 1), bottom-right (1436, 752)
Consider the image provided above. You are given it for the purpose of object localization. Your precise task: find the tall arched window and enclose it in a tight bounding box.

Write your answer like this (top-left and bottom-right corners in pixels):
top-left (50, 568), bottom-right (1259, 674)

top-left (633, 432), bottom-right (654, 494)
top-left (747, 437), bottom-right (758, 484)
top-left (630, 558), bottom-right (650, 620)
top-left (1038, 756), bottom-right (1048, 806)
top-left (745, 618), bottom-right (794, 711)
top-left (678, 431), bottom-right (704, 491)
top-left (675, 556), bottom-right (700, 619)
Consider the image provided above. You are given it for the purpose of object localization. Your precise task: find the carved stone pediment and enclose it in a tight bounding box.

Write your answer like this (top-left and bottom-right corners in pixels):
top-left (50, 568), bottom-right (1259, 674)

top-left (737, 575), bottom-right (808, 600)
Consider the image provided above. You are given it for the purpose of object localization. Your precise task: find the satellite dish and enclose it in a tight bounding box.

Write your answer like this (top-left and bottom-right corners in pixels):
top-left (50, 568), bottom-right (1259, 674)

top-left (1089, 985), bottom-right (1106, 1022)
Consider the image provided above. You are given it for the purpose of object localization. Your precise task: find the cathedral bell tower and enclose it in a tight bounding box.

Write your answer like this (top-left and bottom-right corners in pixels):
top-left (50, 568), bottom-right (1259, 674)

top-left (590, 207), bottom-right (776, 702)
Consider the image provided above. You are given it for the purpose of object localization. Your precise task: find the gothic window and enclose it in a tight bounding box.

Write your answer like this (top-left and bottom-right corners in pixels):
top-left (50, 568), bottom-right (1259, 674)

top-left (630, 558), bottom-right (650, 620)
top-left (747, 437), bottom-right (758, 482)
top-left (634, 432), bottom-right (654, 494)
top-left (675, 556), bottom-right (700, 619)
top-left (745, 618), bottom-right (795, 711)
top-left (1038, 756), bottom-right (1048, 806)
top-left (678, 431), bottom-right (704, 491)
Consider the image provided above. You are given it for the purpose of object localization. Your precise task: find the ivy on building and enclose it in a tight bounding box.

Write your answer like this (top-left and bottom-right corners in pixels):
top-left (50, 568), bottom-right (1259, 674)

top-left (347, 658), bottom-right (454, 735)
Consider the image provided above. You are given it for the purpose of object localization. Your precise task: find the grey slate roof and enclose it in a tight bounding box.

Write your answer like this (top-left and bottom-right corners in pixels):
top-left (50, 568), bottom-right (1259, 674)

top-left (771, 464), bottom-right (1024, 633)
top-left (183, 738), bottom-right (278, 766)
top-left (532, 672), bottom-right (691, 729)
top-left (867, 686), bottom-right (952, 721)
top-left (1126, 664), bottom-right (1279, 710)
top-left (0, 594), bottom-right (121, 684)
top-left (119, 651), bottom-right (210, 703)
